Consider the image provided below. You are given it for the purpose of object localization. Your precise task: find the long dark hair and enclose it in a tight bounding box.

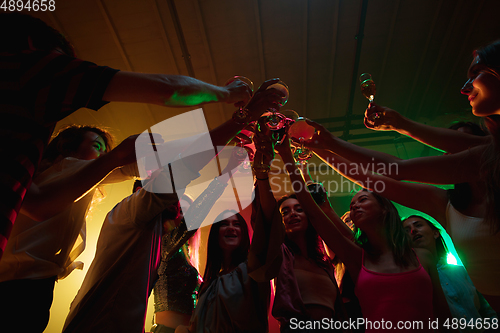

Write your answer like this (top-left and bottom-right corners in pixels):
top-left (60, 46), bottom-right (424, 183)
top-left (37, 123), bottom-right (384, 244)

top-left (474, 40), bottom-right (500, 233)
top-left (199, 210), bottom-right (250, 295)
top-left (353, 190), bottom-right (417, 268)
top-left (403, 215), bottom-right (447, 260)
top-left (277, 194), bottom-right (330, 269)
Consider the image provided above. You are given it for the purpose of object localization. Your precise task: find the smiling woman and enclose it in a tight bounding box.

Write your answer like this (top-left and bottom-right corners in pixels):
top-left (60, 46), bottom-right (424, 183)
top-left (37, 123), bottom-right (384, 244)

top-left (280, 197), bottom-right (308, 234)
top-left (301, 39), bottom-right (500, 312)
top-left (186, 206), bottom-right (284, 333)
top-left (275, 132), bottom-right (453, 332)
top-left (217, 212), bottom-right (244, 254)
top-left (461, 54), bottom-right (500, 117)
top-left (203, 210), bottom-right (250, 283)
top-left (271, 192), bottom-right (346, 332)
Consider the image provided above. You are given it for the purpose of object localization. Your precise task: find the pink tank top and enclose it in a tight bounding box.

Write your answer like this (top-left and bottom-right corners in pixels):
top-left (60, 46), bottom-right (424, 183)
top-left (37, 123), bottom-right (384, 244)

top-left (355, 251), bottom-right (433, 332)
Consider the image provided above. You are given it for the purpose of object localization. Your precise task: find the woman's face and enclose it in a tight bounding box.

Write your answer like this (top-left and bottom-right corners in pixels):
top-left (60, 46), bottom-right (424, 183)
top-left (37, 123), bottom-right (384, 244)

top-left (403, 217), bottom-right (439, 253)
top-left (218, 212), bottom-right (242, 252)
top-left (349, 191), bottom-right (385, 228)
top-left (73, 131), bottom-right (106, 160)
top-left (461, 55), bottom-right (500, 117)
top-left (280, 198), bottom-right (308, 234)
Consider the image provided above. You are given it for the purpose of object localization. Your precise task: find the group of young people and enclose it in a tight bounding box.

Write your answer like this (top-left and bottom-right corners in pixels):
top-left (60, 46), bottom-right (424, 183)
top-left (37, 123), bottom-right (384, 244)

top-left (1, 12), bottom-right (500, 333)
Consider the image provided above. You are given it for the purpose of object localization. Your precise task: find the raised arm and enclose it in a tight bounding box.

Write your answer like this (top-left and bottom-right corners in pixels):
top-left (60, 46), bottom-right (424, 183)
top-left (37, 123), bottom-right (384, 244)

top-left (103, 72), bottom-right (252, 107)
top-left (312, 148), bottom-right (449, 228)
top-left (21, 133), bottom-right (155, 221)
top-left (297, 160), bottom-right (314, 185)
top-left (275, 137), bottom-right (362, 280)
top-left (252, 117), bottom-right (279, 222)
top-left (246, 128), bottom-right (285, 282)
top-left (304, 119), bottom-right (483, 185)
top-left (365, 103), bottom-right (491, 153)
top-left (247, 184), bottom-right (285, 283)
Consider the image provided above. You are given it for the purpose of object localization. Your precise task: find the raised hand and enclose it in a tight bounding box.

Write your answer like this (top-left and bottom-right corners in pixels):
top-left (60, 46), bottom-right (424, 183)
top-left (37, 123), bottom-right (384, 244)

top-left (301, 119), bottom-right (332, 150)
top-left (364, 103), bottom-right (402, 131)
top-left (223, 79), bottom-right (253, 107)
top-left (245, 78), bottom-right (285, 122)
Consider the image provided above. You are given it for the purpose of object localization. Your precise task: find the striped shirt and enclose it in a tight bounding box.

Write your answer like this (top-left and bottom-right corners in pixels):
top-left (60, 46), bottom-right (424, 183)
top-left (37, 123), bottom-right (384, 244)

top-left (0, 49), bottom-right (118, 258)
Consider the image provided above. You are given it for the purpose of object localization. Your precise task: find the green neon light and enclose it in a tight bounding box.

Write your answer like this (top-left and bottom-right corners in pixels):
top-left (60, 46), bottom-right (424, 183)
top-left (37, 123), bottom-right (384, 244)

top-left (168, 91), bottom-right (218, 106)
top-left (446, 252), bottom-right (458, 265)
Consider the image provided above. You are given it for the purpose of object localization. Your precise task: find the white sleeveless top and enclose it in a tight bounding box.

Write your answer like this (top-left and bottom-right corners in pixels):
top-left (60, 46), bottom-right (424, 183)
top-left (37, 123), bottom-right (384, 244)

top-left (446, 201), bottom-right (500, 296)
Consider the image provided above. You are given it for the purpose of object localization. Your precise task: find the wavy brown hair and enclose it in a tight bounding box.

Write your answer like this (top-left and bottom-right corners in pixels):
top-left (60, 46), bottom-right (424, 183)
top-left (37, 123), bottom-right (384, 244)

top-left (277, 194), bottom-right (331, 269)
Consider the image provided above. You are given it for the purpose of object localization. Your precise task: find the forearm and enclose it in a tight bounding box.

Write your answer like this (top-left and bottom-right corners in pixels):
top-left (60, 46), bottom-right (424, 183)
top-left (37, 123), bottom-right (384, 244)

top-left (314, 148), bottom-right (386, 187)
top-left (256, 174), bottom-right (277, 223)
top-left (396, 117), bottom-right (490, 153)
top-left (315, 138), bottom-right (482, 184)
top-left (320, 202), bottom-right (354, 241)
top-left (22, 154), bottom-right (122, 221)
top-left (314, 148), bottom-right (449, 223)
top-left (247, 158), bottom-right (284, 282)
top-left (247, 199), bottom-right (285, 282)
top-left (321, 134), bottom-right (405, 179)
top-left (103, 72), bottom-right (230, 107)
top-left (298, 162), bottom-right (314, 184)
top-left (100, 162), bottom-right (139, 184)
